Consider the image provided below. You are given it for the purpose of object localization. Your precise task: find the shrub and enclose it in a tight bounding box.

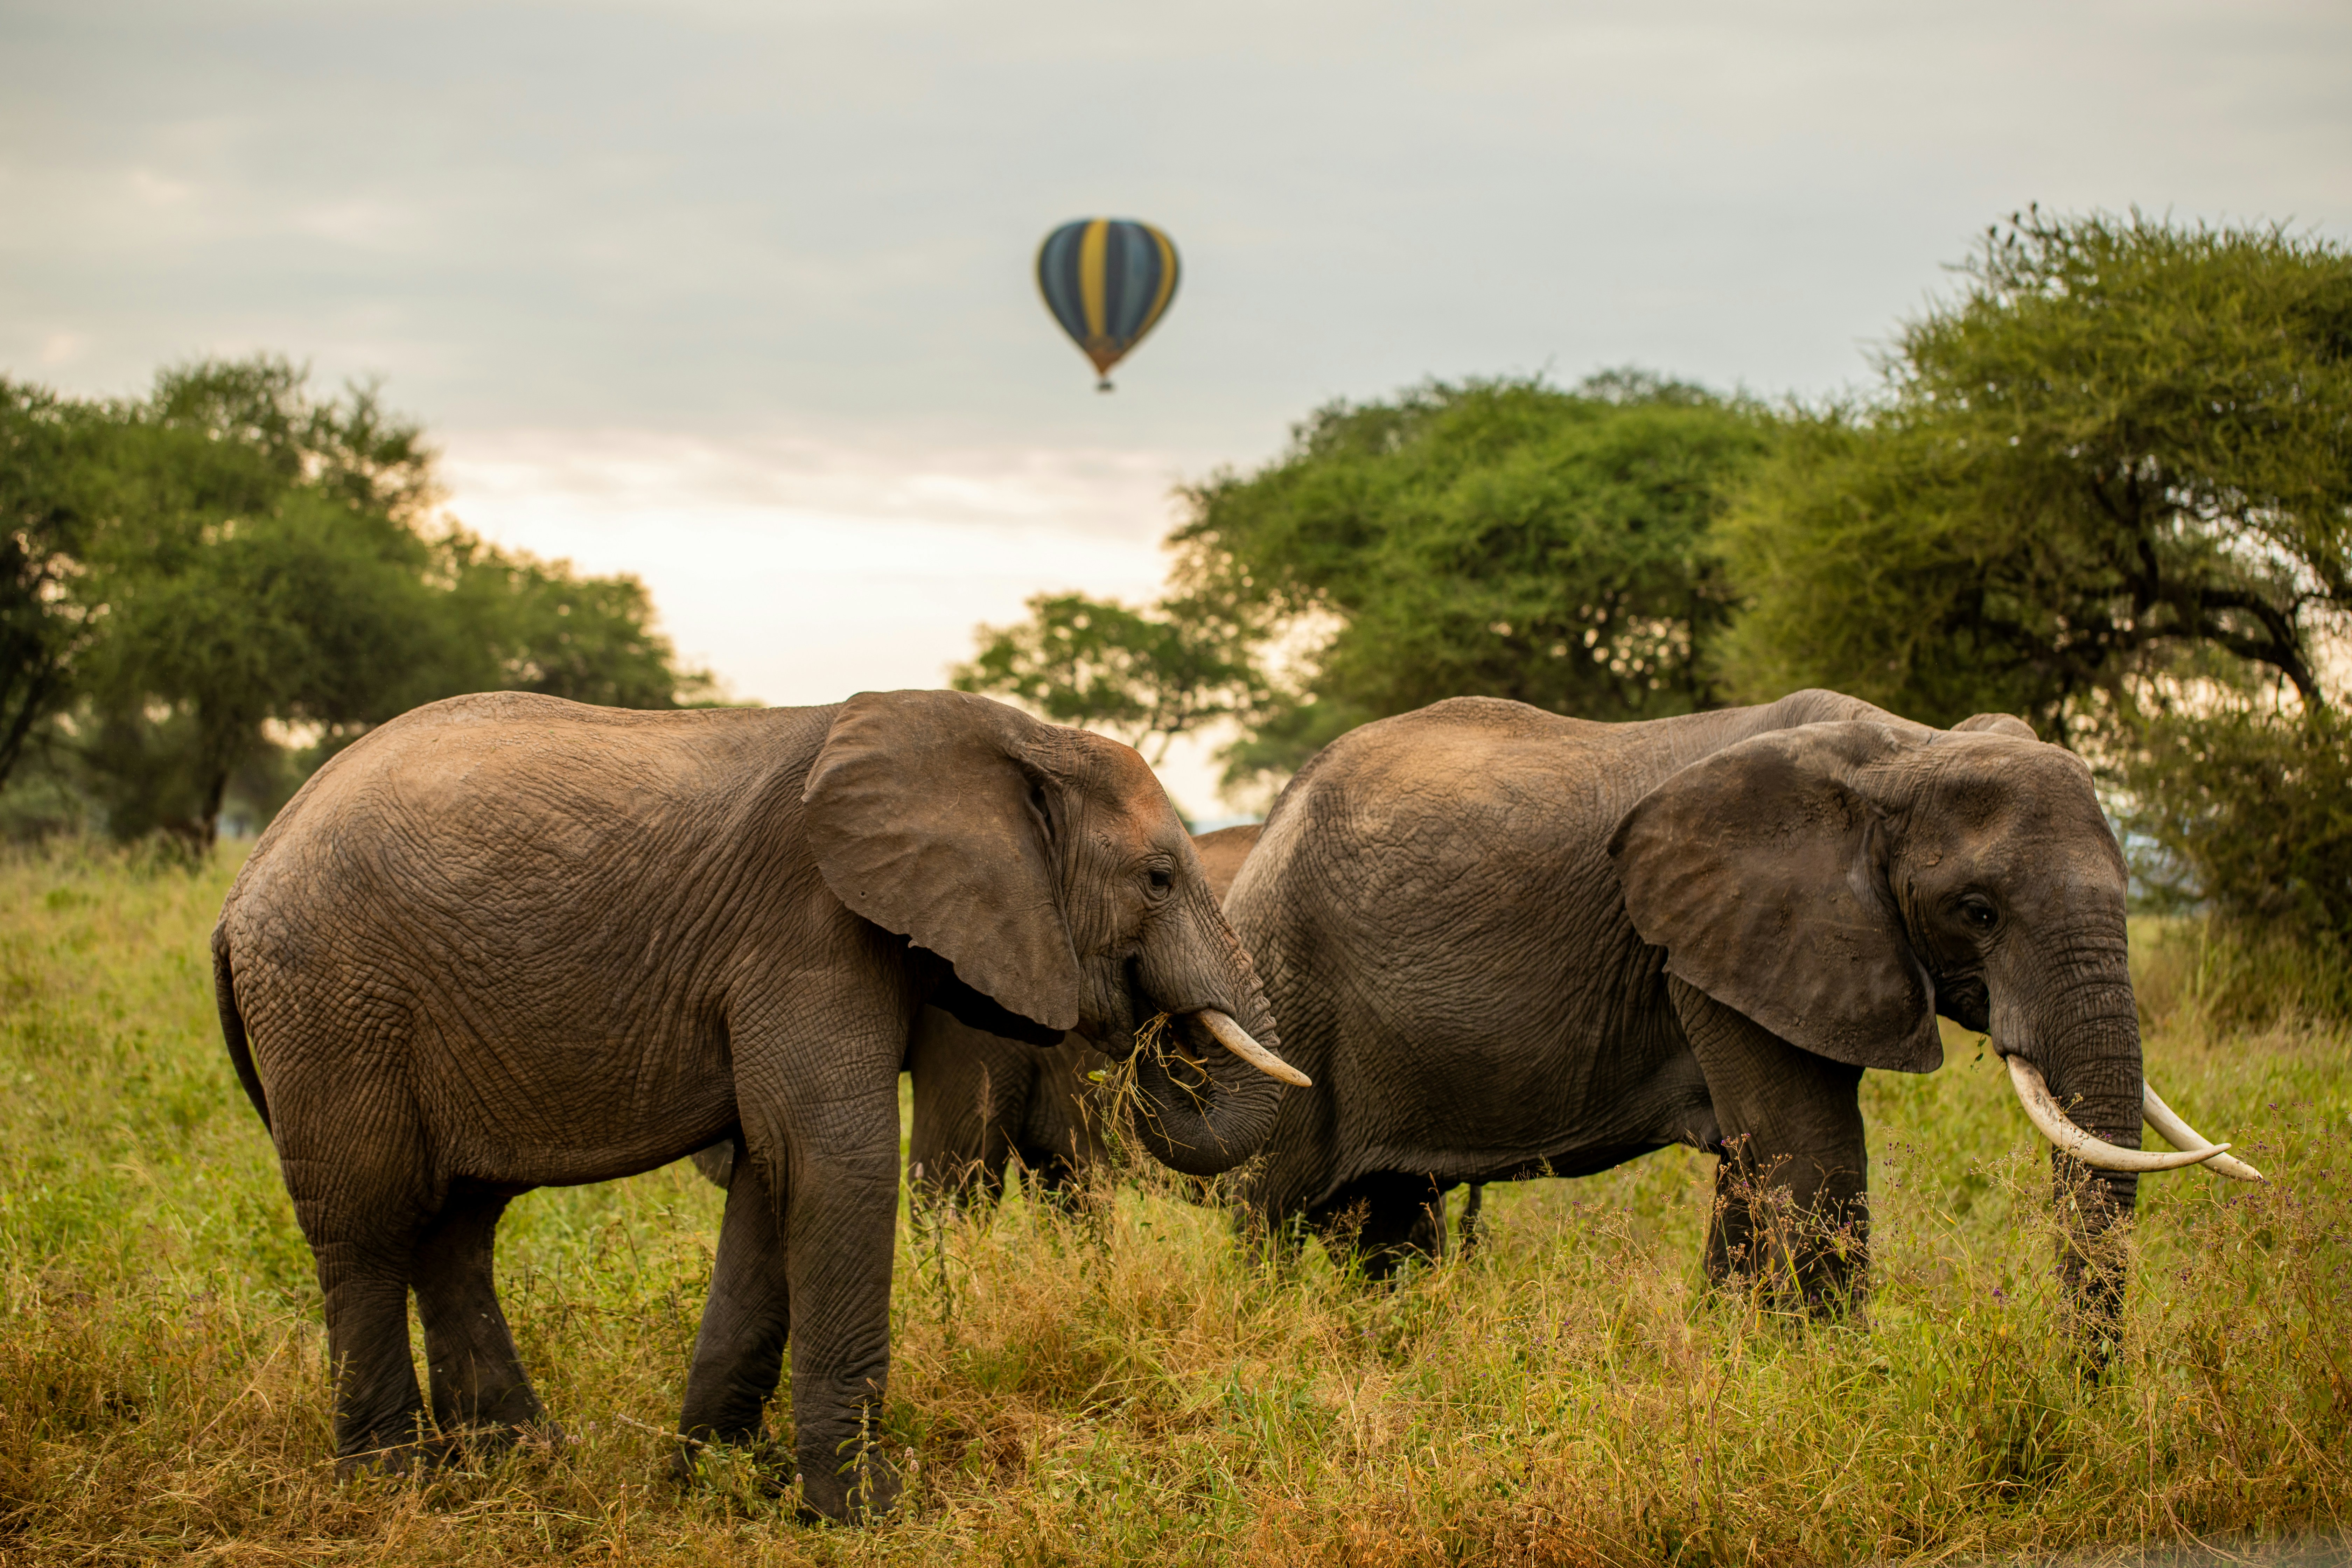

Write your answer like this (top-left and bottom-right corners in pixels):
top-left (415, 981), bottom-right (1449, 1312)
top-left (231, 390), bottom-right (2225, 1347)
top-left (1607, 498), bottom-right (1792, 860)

top-left (2124, 706), bottom-right (2352, 1020)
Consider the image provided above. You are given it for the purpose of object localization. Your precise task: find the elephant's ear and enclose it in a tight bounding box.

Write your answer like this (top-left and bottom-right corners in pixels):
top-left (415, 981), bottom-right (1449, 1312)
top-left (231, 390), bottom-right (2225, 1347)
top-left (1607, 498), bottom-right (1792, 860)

top-left (804, 690), bottom-right (1083, 1033)
top-left (1608, 720), bottom-right (1942, 1073)
top-left (1951, 712), bottom-right (2036, 740)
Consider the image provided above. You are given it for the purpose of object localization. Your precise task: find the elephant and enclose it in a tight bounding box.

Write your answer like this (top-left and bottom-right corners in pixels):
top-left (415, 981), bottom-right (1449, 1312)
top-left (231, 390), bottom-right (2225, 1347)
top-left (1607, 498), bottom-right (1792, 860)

top-left (692, 823), bottom-right (1265, 1210)
top-left (906, 821), bottom-right (1263, 1209)
top-left (211, 688), bottom-right (1306, 1521)
top-left (1224, 688), bottom-right (2258, 1312)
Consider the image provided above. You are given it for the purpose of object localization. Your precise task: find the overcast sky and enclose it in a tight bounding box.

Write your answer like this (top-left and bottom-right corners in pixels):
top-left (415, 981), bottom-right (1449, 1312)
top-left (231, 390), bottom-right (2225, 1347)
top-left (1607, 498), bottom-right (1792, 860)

top-left (5, 0), bottom-right (2347, 812)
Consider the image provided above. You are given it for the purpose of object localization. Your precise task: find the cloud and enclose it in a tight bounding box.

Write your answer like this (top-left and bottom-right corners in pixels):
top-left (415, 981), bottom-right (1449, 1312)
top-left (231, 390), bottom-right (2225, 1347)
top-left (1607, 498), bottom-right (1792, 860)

top-left (9, 0), bottom-right (2345, 441)
top-left (439, 430), bottom-right (1178, 683)
top-left (6, 0), bottom-right (2347, 809)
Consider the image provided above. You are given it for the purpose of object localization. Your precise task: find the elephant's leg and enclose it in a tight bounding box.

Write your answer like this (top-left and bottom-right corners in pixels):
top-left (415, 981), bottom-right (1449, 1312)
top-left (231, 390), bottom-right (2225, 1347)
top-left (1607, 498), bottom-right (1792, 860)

top-left (1670, 978), bottom-right (1868, 1312)
top-left (778, 1076), bottom-right (903, 1521)
top-left (1018, 1038), bottom-right (1113, 1208)
top-left (715, 975), bottom-right (908, 1524)
top-left (325, 1269), bottom-right (430, 1469)
top-left (1457, 1184), bottom-right (1486, 1257)
top-left (281, 1144), bottom-right (432, 1469)
top-left (906, 1006), bottom-right (1023, 1214)
top-left (413, 1183), bottom-right (542, 1442)
top-left (1314, 1171), bottom-right (1447, 1282)
top-left (677, 1143), bottom-right (792, 1464)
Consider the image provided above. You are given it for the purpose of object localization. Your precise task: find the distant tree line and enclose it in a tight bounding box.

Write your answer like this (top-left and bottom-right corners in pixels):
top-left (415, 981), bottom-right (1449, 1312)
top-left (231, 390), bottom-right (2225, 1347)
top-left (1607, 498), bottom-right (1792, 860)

top-left (0, 356), bottom-right (712, 847)
top-left (958, 209), bottom-right (2352, 977)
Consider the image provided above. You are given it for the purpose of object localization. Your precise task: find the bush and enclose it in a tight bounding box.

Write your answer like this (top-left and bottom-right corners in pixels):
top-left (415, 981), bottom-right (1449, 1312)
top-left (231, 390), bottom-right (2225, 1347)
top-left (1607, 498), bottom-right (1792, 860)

top-left (5, 845), bottom-right (2350, 1564)
top-left (1715, 209), bottom-right (2352, 741)
top-left (2124, 706), bottom-right (2352, 1020)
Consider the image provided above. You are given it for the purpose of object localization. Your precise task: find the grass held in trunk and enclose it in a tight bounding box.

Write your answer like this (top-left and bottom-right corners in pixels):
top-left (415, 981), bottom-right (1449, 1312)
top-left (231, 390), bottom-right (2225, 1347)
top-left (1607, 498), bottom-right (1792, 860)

top-left (2, 846), bottom-right (2346, 1564)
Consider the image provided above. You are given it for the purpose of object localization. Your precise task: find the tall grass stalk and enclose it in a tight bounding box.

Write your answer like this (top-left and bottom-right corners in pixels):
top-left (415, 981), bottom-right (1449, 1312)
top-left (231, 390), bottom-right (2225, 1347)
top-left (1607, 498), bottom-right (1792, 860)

top-left (2, 846), bottom-right (2345, 1564)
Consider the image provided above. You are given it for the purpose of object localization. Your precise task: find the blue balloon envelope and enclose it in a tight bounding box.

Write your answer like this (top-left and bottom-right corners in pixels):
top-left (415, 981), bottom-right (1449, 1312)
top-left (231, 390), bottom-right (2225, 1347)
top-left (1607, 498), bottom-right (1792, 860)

top-left (1036, 218), bottom-right (1181, 390)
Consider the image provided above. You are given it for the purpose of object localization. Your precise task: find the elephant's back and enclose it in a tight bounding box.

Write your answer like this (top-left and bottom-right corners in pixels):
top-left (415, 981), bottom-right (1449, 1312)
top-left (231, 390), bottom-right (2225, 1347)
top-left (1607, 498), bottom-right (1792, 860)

top-left (218, 694), bottom-right (834, 992)
top-left (1238, 689), bottom-right (1928, 892)
top-left (1225, 696), bottom-right (1774, 1210)
top-left (241, 695), bottom-right (815, 876)
top-left (1191, 822), bottom-right (1260, 904)
top-left (1234, 699), bottom-right (1633, 914)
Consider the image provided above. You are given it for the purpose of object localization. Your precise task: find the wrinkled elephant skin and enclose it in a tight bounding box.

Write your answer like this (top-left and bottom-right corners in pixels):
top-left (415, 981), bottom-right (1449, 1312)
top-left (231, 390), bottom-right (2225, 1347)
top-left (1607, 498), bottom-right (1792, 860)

top-left (905, 822), bottom-right (1262, 1207)
top-left (212, 690), bottom-right (1286, 1521)
top-left (695, 826), bottom-right (1265, 1208)
top-left (1229, 690), bottom-right (2152, 1313)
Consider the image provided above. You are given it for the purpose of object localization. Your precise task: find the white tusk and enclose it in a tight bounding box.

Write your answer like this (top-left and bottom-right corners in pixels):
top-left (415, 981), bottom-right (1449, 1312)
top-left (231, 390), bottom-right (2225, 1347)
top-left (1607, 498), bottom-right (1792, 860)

top-left (1197, 1009), bottom-right (1311, 1088)
top-left (2143, 1083), bottom-right (2266, 1183)
top-left (2005, 1055), bottom-right (2229, 1173)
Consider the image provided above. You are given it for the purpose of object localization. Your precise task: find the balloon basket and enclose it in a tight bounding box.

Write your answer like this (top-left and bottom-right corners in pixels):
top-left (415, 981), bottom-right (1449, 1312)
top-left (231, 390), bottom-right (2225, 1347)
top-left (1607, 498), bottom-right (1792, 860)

top-left (1097, 378), bottom-right (1115, 393)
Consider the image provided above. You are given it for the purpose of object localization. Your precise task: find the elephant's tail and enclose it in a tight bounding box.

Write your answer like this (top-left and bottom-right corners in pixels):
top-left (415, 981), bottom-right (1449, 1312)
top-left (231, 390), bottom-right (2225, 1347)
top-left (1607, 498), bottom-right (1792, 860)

top-left (213, 930), bottom-right (270, 1133)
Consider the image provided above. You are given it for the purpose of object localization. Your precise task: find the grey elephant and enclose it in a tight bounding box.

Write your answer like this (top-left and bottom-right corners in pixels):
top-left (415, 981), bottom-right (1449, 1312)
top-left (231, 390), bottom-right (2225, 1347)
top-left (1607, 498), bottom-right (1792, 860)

top-left (691, 824), bottom-right (1266, 1209)
top-left (212, 688), bottom-right (1306, 1521)
top-left (904, 821), bottom-right (1262, 1208)
top-left (1226, 688), bottom-right (2256, 1307)
top-left (689, 1006), bottom-right (1111, 1209)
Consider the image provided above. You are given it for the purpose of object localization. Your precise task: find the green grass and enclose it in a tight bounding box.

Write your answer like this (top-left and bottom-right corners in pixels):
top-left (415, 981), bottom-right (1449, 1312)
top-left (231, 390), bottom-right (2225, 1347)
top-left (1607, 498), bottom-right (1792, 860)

top-left (2, 845), bottom-right (2346, 1565)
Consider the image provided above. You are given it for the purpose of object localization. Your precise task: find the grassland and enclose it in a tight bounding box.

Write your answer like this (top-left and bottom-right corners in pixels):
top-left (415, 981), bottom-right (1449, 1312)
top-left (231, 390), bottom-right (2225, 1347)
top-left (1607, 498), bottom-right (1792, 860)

top-left (1, 843), bottom-right (2346, 1566)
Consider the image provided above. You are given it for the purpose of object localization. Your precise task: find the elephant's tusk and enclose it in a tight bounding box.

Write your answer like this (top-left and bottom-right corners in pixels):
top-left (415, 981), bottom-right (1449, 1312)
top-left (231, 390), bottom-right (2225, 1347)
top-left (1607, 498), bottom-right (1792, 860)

top-left (1197, 1009), bottom-right (1311, 1088)
top-left (2142, 1083), bottom-right (2266, 1182)
top-left (2005, 1055), bottom-right (2228, 1173)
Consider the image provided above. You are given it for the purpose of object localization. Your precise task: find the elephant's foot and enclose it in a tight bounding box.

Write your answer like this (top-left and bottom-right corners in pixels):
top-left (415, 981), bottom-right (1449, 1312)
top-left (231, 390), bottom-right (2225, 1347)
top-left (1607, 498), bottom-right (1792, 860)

top-left (1313, 1171), bottom-right (1448, 1283)
top-left (667, 1431), bottom-right (793, 1496)
top-left (334, 1427), bottom-right (456, 1481)
top-left (796, 1437), bottom-right (902, 1525)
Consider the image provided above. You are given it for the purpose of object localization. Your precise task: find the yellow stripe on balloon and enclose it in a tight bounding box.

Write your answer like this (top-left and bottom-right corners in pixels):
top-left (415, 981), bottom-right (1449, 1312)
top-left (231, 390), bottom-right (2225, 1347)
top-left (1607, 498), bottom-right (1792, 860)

top-left (1143, 226), bottom-right (1177, 333)
top-left (1079, 219), bottom-right (1110, 341)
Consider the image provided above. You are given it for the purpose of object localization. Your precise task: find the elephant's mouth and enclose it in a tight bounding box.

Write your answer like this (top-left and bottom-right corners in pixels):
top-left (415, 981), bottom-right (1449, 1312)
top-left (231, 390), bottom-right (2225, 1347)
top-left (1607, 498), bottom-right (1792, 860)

top-left (1119, 965), bottom-right (1308, 1089)
top-left (1113, 982), bottom-right (1299, 1180)
top-left (1934, 972), bottom-right (1991, 1034)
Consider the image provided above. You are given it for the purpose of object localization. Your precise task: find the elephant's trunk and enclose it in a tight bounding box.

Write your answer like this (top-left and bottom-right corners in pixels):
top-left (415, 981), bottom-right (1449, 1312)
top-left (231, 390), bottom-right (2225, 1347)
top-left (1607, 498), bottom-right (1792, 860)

top-left (1126, 1010), bottom-right (1288, 1176)
top-left (2006, 996), bottom-right (2148, 1338)
top-left (1119, 886), bottom-right (1290, 1177)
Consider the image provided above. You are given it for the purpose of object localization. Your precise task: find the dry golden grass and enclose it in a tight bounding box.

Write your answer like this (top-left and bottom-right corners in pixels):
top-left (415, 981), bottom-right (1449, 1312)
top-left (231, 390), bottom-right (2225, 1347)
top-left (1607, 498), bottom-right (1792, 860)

top-left (2, 846), bottom-right (2346, 1565)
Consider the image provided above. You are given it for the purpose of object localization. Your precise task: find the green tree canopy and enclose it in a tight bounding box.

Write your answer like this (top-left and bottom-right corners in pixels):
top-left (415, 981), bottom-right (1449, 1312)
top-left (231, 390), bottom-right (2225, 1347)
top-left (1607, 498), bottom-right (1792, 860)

top-left (1715, 208), bottom-right (2352, 739)
top-left (0, 382), bottom-right (104, 787)
top-left (951, 591), bottom-right (1261, 766)
top-left (957, 372), bottom-right (1773, 796)
top-left (0, 356), bottom-right (712, 844)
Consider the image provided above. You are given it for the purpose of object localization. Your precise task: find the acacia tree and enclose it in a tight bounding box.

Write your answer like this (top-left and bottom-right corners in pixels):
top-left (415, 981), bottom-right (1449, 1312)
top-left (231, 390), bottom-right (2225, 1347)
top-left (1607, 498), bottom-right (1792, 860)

top-left (958, 372), bottom-right (1774, 797)
top-left (68, 361), bottom-right (449, 840)
top-left (0, 382), bottom-right (101, 790)
top-left (1176, 372), bottom-right (1769, 733)
top-left (951, 590), bottom-right (1263, 766)
top-left (4, 356), bottom-right (712, 846)
top-left (1715, 208), bottom-right (2352, 738)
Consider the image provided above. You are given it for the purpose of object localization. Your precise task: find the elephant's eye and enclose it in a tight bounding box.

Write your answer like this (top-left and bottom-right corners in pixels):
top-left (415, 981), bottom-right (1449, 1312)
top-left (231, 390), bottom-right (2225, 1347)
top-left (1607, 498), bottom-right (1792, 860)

top-left (1146, 866), bottom-right (1174, 895)
top-left (1958, 895), bottom-right (1999, 932)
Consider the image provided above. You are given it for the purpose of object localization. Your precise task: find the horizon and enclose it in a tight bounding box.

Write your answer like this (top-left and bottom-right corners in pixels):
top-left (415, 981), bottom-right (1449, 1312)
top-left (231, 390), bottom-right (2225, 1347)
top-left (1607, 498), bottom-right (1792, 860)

top-left (7, 0), bottom-right (2347, 813)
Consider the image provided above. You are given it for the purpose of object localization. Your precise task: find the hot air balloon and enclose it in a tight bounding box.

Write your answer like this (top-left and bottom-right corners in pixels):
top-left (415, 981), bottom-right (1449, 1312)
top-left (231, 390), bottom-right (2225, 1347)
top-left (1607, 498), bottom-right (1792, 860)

top-left (1036, 218), bottom-right (1180, 391)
